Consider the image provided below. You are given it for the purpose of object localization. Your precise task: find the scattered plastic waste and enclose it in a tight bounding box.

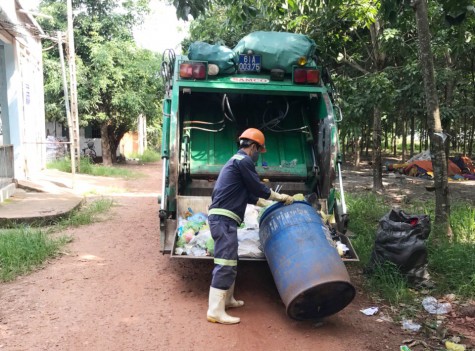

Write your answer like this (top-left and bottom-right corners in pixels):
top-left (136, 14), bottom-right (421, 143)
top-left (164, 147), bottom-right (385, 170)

top-left (237, 228), bottom-right (263, 258)
top-left (445, 341), bottom-right (466, 351)
top-left (243, 205), bottom-right (260, 229)
top-left (422, 296), bottom-right (452, 315)
top-left (336, 241), bottom-right (350, 256)
top-left (400, 346), bottom-right (411, 351)
top-left (401, 319), bottom-right (421, 332)
top-left (360, 307), bottom-right (378, 316)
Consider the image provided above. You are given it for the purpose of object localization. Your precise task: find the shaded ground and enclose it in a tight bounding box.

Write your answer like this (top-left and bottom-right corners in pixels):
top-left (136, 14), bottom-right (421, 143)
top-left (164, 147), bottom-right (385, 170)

top-left (0, 161), bottom-right (474, 350)
top-left (342, 159), bottom-right (475, 207)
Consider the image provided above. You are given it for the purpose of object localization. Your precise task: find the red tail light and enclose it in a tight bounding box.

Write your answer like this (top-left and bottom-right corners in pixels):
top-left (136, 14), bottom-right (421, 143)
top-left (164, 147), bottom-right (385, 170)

top-left (192, 63), bottom-right (206, 79)
top-left (293, 69), bottom-right (307, 83)
top-left (179, 62), bottom-right (207, 80)
top-left (293, 68), bottom-right (320, 84)
top-left (180, 63), bottom-right (193, 78)
top-left (306, 69), bottom-right (320, 84)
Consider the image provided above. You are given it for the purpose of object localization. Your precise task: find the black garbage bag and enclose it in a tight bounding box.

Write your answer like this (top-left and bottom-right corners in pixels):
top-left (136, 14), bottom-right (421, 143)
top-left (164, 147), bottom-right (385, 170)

top-left (366, 209), bottom-right (431, 285)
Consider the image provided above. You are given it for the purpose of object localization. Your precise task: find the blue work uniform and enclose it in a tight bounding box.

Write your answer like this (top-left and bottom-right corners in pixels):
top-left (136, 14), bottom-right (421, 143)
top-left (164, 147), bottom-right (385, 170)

top-left (208, 149), bottom-right (271, 289)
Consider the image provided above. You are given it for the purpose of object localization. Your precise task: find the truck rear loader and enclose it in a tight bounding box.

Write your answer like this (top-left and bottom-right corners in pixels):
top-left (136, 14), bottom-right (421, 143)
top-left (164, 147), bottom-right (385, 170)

top-left (158, 31), bottom-right (357, 319)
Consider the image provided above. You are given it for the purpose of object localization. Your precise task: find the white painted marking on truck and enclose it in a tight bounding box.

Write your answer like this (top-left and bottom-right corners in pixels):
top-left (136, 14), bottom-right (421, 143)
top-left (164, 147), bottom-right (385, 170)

top-left (230, 77), bottom-right (270, 83)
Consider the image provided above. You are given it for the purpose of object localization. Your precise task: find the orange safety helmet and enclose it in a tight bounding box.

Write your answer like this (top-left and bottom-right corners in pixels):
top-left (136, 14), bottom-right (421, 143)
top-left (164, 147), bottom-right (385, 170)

top-left (239, 128), bottom-right (266, 153)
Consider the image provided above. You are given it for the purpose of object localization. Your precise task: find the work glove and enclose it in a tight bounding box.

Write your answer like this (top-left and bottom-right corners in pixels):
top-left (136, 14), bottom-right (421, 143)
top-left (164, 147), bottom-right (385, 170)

top-left (256, 198), bottom-right (272, 207)
top-left (269, 190), bottom-right (294, 206)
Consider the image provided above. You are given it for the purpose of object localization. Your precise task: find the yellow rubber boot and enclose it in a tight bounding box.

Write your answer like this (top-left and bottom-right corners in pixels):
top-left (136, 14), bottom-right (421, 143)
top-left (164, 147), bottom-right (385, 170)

top-left (225, 282), bottom-right (244, 309)
top-left (207, 287), bottom-right (240, 324)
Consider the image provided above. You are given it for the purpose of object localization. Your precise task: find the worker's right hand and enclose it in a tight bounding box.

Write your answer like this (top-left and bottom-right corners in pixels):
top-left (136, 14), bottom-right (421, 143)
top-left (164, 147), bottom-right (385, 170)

top-left (269, 190), bottom-right (294, 206)
top-left (256, 198), bottom-right (272, 207)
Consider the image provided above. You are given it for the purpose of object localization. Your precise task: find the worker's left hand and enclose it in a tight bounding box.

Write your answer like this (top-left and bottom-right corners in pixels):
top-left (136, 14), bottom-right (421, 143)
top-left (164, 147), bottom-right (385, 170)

top-left (280, 193), bottom-right (294, 206)
top-left (269, 190), bottom-right (294, 205)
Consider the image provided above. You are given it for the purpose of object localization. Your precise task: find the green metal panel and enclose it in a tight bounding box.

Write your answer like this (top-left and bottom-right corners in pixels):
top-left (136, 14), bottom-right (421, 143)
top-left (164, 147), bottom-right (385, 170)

top-left (190, 124), bottom-right (237, 171)
top-left (190, 128), bottom-right (310, 179)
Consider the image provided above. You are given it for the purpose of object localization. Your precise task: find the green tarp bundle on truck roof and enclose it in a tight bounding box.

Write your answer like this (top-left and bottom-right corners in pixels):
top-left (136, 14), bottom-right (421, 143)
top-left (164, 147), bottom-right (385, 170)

top-left (233, 31), bottom-right (317, 73)
top-left (188, 41), bottom-right (238, 74)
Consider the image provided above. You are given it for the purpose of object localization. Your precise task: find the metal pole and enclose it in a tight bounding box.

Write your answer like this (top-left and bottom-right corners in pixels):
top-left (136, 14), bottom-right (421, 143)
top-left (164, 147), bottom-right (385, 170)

top-left (57, 31), bottom-right (76, 189)
top-left (67, 0), bottom-right (81, 171)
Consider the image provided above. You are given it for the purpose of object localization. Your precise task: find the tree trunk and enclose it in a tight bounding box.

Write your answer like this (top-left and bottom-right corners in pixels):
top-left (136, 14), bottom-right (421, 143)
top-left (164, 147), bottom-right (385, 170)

top-left (412, 0), bottom-right (450, 234)
top-left (402, 116), bottom-right (407, 162)
top-left (469, 117), bottom-right (475, 157)
top-left (463, 110), bottom-right (467, 155)
top-left (393, 122), bottom-right (397, 157)
top-left (355, 134), bottom-right (361, 167)
top-left (372, 107), bottom-right (384, 190)
top-left (365, 128), bottom-right (370, 158)
top-left (100, 122), bottom-right (113, 166)
top-left (360, 126), bottom-right (365, 159)
top-left (368, 19), bottom-right (385, 189)
top-left (384, 125), bottom-right (389, 151)
top-left (470, 57), bottom-right (475, 157)
top-left (443, 48), bottom-right (456, 161)
top-left (410, 113), bottom-right (415, 157)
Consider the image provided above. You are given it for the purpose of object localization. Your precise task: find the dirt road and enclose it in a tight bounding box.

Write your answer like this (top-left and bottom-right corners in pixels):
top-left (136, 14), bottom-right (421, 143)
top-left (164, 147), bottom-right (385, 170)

top-left (0, 162), bottom-right (441, 350)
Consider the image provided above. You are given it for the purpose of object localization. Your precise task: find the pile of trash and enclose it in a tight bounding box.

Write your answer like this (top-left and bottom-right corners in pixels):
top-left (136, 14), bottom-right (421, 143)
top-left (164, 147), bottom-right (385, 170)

top-left (174, 195), bottom-right (350, 259)
top-left (385, 151), bottom-right (475, 181)
top-left (174, 204), bottom-right (263, 258)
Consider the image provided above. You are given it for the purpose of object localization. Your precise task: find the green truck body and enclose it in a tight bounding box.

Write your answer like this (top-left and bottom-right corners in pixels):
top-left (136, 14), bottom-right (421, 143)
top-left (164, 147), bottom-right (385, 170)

top-left (159, 39), bottom-right (355, 260)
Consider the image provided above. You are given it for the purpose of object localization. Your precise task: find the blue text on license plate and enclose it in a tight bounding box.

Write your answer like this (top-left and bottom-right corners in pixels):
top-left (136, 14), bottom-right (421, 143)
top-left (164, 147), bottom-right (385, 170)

top-left (239, 55), bottom-right (261, 72)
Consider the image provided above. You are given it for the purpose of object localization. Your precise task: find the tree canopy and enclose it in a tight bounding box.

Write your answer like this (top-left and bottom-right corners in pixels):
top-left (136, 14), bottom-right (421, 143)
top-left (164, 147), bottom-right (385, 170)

top-left (39, 0), bottom-right (162, 165)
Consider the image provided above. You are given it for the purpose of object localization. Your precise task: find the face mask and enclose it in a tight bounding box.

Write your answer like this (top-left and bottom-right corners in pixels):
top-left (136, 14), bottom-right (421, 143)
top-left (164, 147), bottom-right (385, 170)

top-left (251, 149), bottom-right (260, 163)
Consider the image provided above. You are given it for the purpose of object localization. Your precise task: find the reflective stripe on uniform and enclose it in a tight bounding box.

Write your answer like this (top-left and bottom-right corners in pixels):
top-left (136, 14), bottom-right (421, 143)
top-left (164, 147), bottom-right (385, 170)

top-left (208, 208), bottom-right (242, 225)
top-left (231, 154), bottom-right (244, 161)
top-left (214, 258), bottom-right (238, 266)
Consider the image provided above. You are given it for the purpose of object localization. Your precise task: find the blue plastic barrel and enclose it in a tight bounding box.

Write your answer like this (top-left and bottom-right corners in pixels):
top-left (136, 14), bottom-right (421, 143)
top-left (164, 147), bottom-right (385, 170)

top-left (259, 201), bottom-right (356, 320)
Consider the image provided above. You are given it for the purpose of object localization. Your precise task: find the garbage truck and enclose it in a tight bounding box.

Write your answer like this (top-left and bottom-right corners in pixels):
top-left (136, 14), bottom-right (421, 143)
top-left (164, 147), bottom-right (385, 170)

top-left (159, 32), bottom-right (357, 319)
top-left (158, 31), bottom-right (356, 259)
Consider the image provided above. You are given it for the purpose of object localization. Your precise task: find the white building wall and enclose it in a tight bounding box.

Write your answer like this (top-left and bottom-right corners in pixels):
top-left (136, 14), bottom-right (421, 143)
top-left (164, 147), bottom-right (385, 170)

top-left (0, 0), bottom-right (46, 180)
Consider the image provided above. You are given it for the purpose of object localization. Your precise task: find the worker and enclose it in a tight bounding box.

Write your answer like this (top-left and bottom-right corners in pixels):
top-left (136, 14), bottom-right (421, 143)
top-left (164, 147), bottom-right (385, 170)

top-left (206, 128), bottom-right (294, 324)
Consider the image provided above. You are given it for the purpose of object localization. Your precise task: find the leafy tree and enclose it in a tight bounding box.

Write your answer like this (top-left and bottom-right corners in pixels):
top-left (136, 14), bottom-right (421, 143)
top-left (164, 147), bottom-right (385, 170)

top-left (39, 0), bottom-right (162, 165)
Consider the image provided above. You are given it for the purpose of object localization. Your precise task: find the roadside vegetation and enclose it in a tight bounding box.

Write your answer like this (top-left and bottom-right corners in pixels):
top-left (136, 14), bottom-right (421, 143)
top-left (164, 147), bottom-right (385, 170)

top-left (47, 157), bottom-right (141, 179)
top-left (126, 149), bottom-right (161, 163)
top-left (348, 192), bottom-right (475, 302)
top-left (0, 198), bottom-right (113, 282)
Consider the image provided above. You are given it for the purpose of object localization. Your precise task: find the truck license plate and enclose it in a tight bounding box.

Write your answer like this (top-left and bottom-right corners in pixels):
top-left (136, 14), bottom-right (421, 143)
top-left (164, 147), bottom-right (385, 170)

top-left (238, 54), bottom-right (261, 72)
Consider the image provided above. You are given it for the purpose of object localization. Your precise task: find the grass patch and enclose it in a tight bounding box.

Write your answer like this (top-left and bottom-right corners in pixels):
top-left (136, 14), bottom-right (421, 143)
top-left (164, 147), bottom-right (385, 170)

top-left (0, 198), bottom-right (114, 282)
top-left (347, 193), bottom-right (475, 301)
top-left (57, 198), bottom-right (114, 228)
top-left (47, 157), bottom-right (140, 178)
top-left (367, 262), bottom-right (414, 305)
top-left (0, 226), bottom-right (69, 282)
top-left (126, 149), bottom-right (161, 163)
